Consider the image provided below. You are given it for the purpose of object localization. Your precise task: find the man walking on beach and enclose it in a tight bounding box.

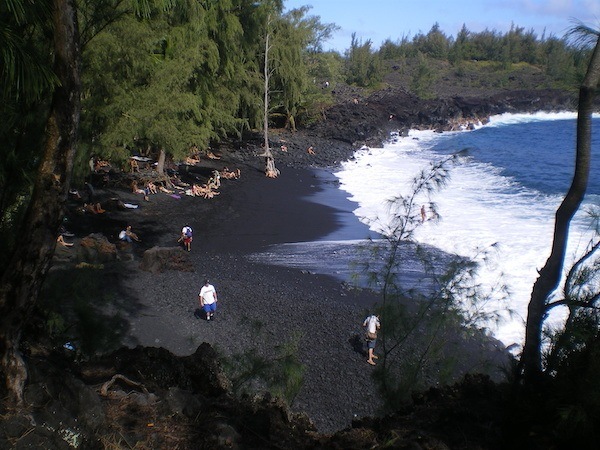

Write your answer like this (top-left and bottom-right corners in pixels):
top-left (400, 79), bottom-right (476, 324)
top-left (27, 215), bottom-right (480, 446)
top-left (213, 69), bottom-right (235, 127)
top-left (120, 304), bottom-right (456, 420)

top-left (363, 313), bottom-right (381, 365)
top-left (199, 279), bottom-right (218, 321)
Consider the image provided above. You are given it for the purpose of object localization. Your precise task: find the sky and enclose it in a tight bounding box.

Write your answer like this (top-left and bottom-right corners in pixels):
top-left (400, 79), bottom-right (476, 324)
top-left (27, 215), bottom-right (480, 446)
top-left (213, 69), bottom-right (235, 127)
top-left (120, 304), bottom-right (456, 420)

top-left (284, 0), bottom-right (600, 53)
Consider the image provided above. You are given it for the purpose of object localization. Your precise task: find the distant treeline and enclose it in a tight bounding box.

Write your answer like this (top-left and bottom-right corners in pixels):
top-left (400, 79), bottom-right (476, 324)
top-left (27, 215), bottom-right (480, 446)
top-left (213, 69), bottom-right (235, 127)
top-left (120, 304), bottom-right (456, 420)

top-left (344, 22), bottom-right (592, 88)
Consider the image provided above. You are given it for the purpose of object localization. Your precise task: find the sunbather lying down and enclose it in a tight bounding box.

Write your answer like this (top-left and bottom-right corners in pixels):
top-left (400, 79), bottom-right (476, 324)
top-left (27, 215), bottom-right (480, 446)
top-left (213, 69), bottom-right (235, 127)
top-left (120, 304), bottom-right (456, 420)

top-left (220, 167), bottom-right (241, 179)
top-left (84, 202), bottom-right (105, 214)
top-left (187, 183), bottom-right (219, 199)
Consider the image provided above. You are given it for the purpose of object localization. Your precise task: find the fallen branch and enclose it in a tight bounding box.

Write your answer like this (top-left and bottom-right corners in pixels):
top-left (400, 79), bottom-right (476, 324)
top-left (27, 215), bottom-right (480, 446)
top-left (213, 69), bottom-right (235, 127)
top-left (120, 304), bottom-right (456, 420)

top-left (99, 374), bottom-right (149, 397)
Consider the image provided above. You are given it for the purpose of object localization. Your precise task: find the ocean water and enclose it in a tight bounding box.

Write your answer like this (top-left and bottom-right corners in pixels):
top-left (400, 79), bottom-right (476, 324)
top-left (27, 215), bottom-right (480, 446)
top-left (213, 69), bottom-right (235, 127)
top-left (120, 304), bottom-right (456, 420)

top-left (250, 112), bottom-right (600, 347)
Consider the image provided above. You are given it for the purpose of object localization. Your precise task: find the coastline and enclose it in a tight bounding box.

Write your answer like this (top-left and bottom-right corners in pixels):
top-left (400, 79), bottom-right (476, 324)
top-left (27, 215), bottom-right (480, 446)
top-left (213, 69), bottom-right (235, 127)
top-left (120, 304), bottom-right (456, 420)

top-left (52, 147), bottom-right (510, 433)
top-left (23, 70), bottom-right (598, 446)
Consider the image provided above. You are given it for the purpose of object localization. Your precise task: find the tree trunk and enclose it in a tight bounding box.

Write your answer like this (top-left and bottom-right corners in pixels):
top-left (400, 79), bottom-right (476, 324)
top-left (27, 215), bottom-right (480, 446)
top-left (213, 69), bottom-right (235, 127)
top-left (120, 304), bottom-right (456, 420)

top-left (157, 148), bottom-right (166, 175)
top-left (263, 15), bottom-right (279, 178)
top-left (0, 0), bottom-right (81, 404)
top-left (521, 35), bottom-right (600, 384)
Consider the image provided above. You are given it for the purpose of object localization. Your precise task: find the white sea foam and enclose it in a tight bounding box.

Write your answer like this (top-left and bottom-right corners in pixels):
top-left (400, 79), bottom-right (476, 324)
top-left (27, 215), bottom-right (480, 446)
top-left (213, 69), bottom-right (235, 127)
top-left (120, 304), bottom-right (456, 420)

top-left (334, 113), bottom-right (598, 347)
top-left (484, 111), bottom-right (600, 128)
top-left (248, 113), bottom-right (598, 349)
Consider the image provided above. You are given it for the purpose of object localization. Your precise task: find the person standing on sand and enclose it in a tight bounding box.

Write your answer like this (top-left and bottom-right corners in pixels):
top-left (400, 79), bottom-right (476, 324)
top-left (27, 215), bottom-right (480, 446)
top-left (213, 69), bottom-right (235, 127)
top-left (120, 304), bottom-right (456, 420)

top-left (363, 314), bottom-right (381, 365)
top-left (178, 225), bottom-right (193, 251)
top-left (199, 279), bottom-right (218, 321)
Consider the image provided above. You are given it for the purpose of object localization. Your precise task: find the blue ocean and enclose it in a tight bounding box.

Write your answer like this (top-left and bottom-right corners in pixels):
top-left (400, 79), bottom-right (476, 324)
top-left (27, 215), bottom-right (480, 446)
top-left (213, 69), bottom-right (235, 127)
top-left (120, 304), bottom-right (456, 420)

top-left (250, 112), bottom-right (600, 346)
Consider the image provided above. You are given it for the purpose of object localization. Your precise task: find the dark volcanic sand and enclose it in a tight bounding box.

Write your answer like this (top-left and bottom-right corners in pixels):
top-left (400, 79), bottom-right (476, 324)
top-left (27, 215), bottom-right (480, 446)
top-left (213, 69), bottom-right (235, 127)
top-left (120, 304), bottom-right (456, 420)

top-left (57, 150), bottom-right (509, 433)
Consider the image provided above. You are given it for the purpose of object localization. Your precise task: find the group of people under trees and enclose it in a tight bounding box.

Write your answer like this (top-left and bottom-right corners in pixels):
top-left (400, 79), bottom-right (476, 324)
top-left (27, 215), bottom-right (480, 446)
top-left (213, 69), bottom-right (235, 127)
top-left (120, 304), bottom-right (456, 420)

top-left (127, 167), bottom-right (240, 201)
top-left (62, 148), bottom-right (244, 252)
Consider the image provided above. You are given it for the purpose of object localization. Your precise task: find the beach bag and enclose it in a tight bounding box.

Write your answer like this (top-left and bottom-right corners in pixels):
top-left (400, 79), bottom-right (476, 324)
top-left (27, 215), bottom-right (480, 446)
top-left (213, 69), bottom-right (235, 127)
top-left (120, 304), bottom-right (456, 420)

top-left (365, 331), bottom-right (377, 341)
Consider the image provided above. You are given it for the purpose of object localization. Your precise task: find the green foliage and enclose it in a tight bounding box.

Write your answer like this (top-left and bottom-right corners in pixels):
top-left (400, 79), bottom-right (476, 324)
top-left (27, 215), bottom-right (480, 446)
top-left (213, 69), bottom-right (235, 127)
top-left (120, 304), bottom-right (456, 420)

top-left (0, 0), bottom-right (57, 103)
top-left (263, 5), bottom-right (337, 130)
top-left (269, 333), bottom-right (305, 403)
top-left (221, 320), bottom-right (305, 406)
top-left (374, 21), bottom-right (588, 92)
top-left (81, 5), bottom-right (231, 162)
top-left (76, 0), bottom-right (332, 162)
top-left (541, 36), bottom-right (577, 88)
top-left (506, 325), bottom-right (600, 448)
top-left (410, 53), bottom-right (437, 99)
top-left (38, 266), bottom-right (130, 358)
top-left (379, 36), bottom-right (413, 60)
top-left (293, 51), bottom-right (342, 126)
top-left (542, 207), bottom-right (600, 376)
top-left (354, 157), bottom-right (510, 409)
top-left (0, 0), bottom-right (58, 269)
top-left (267, 7), bottom-right (310, 130)
top-left (412, 23), bottom-right (450, 60)
top-left (550, 330), bottom-right (600, 447)
top-left (345, 33), bottom-right (382, 87)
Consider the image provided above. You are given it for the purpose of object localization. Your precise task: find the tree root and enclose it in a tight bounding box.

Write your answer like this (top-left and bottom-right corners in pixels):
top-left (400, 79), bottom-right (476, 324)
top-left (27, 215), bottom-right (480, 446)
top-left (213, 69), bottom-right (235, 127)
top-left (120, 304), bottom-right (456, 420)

top-left (99, 374), bottom-right (149, 397)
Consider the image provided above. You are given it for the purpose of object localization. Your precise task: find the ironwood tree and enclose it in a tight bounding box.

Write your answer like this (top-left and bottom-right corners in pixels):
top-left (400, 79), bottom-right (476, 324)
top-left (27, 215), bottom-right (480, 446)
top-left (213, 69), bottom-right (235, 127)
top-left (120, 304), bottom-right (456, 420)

top-left (520, 28), bottom-right (600, 384)
top-left (0, 0), bottom-right (81, 404)
top-left (0, 0), bottom-right (176, 404)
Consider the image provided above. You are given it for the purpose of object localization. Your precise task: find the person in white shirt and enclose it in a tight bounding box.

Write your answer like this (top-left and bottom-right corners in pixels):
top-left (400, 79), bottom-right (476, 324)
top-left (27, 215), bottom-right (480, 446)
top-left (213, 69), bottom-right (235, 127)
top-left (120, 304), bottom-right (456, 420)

top-left (199, 279), bottom-right (218, 320)
top-left (178, 226), bottom-right (193, 251)
top-left (363, 314), bottom-right (381, 365)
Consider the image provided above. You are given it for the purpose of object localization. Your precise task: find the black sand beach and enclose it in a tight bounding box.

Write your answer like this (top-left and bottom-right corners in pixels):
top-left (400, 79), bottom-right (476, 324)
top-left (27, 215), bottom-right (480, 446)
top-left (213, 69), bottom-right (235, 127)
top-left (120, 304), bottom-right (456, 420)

top-left (58, 157), bottom-right (386, 432)
top-left (54, 149), bottom-right (509, 433)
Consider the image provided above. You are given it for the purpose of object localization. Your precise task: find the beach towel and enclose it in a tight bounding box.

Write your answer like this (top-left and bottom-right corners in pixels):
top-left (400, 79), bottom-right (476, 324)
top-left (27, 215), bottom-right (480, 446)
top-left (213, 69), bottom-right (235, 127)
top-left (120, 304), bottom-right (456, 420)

top-left (170, 194), bottom-right (181, 199)
top-left (123, 203), bottom-right (138, 209)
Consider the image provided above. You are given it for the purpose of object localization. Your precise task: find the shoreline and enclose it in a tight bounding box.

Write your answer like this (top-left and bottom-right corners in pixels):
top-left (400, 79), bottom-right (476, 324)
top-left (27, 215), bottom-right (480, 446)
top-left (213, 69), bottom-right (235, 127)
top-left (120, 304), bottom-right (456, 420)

top-left (54, 150), bottom-right (510, 433)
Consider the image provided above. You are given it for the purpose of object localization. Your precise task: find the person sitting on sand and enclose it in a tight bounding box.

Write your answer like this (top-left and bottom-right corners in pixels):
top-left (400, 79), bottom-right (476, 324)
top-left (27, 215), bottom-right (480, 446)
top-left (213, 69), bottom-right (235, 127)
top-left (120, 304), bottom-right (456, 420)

top-left (119, 225), bottom-right (140, 243)
top-left (159, 185), bottom-right (174, 194)
top-left (146, 181), bottom-right (158, 194)
top-left (207, 171), bottom-right (221, 189)
top-left (206, 149), bottom-right (220, 160)
top-left (185, 154), bottom-right (201, 165)
top-left (131, 181), bottom-right (144, 194)
top-left (132, 181), bottom-right (149, 201)
top-left (69, 189), bottom-right (82, 200)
